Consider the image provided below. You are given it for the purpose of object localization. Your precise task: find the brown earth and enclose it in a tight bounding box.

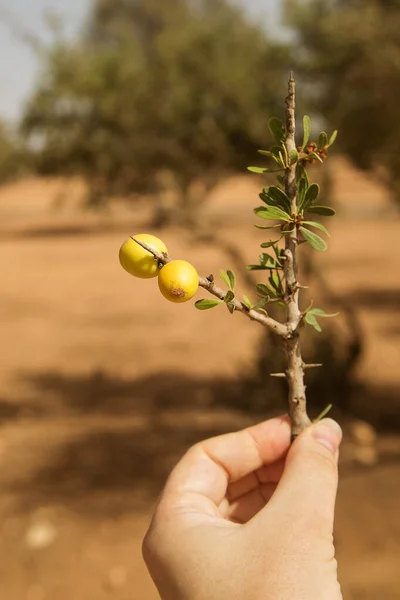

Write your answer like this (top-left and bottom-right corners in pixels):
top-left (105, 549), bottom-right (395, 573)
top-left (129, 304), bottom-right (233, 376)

top-left (0, 157), bottom-right (399, 600)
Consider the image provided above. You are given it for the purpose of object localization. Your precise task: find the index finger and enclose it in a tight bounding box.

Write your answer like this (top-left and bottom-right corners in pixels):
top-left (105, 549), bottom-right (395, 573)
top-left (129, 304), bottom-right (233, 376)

top-left (161, 415), bottom-right (291, 515)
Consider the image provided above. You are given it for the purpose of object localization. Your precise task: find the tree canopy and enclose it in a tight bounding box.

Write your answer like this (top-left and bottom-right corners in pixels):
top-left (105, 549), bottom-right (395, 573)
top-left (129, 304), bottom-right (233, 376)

top-left (286, 0), bottom-right (400, 200)
top-left (22, 0), bottom-right (290, 206)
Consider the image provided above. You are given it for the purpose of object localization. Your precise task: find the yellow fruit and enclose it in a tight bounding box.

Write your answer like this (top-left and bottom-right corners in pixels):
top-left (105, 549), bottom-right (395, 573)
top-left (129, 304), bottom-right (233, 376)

top-left (158, 260), bottom-right (199, 303)
top-left (119, 234), bottom-right (168, 279)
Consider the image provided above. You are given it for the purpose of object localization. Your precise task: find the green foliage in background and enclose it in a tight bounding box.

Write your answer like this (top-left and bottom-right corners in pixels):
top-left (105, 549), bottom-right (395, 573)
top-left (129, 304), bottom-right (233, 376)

top-left (0, 122), bottom-right (29, 184)
top-left (286, 0), bottom-right (400, 201)
top-left (22, 0), bottom-right (290, 207)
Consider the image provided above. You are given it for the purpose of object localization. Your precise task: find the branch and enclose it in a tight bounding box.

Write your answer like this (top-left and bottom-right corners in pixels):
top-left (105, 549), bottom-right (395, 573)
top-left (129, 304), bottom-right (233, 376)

top-left (130, 237), bottom-right (288, 337)
top-left (283, 73), bottom-right (312, 437)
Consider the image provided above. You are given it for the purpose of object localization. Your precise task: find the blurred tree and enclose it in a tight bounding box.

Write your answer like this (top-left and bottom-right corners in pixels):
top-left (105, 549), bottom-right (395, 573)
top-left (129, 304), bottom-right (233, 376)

top-left (286, 0), bottom-right (400, 201)
top-left (22, 0), bottom-right (290, 217)
top-left (0, 122), bottom-right (29, 183)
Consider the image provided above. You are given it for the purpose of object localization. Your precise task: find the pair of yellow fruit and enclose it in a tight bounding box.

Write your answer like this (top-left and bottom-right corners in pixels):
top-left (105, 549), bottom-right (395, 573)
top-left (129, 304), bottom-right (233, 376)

top-left (119, 234), bottom-right (199, 303)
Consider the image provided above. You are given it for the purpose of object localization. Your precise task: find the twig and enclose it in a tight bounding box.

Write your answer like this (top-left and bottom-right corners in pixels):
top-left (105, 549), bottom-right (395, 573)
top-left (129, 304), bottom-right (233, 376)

top-left (131, 74), bottom-right (312, 437)
top-left (282, 73), bottom-right (312, 437)
top-left (130, 237), bottom-right (288, 337)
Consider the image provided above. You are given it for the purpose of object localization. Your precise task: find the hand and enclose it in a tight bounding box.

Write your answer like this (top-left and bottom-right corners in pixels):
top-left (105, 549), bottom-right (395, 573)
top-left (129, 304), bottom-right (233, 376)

top-left (143, 415), bottom-right (343, 600)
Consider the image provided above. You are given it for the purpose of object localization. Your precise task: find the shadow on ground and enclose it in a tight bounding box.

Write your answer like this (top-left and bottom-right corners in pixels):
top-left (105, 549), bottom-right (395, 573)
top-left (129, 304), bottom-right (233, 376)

top-left (0, 368), bottom-right (398, 518)
top-left (346, 288), bottom-right (400, 311)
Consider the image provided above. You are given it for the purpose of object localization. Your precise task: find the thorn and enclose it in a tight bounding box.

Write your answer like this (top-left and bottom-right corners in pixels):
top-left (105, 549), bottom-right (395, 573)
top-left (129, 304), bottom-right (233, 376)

top-left (206, 274), bottom-right (214, 282)
top-left (270, 372), bottom-right (286, 378)
top-left (303, 363), bottom-right (323, 370)
top-left (314, 404), bottom-right (333, 423)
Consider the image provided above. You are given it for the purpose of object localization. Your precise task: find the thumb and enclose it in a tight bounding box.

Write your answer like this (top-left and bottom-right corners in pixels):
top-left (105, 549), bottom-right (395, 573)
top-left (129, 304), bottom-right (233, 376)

top-left (269, 418), bottom-right (342, 535)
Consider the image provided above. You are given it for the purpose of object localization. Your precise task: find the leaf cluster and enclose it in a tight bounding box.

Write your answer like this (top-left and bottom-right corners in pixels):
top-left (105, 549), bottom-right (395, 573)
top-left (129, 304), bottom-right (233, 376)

top-left (249, 115), bottom-right (336, 252)
top-left (197, 102), bottom-right (339, 334)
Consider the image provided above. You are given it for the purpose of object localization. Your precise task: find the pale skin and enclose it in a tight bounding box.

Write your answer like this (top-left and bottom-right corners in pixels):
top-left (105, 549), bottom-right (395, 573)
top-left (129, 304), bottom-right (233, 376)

top-left (142, 416), bottom-right (343, 600)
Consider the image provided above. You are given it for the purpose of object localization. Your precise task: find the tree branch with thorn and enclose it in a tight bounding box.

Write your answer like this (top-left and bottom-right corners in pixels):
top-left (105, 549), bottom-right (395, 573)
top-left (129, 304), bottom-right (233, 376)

top-left (127, 72), bottom-right (338, 438)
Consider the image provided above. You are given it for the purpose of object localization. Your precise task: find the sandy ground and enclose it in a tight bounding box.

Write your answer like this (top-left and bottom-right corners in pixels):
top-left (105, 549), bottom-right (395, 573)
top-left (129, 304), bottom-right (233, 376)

top-left (0, 158), bottom-right (399, 600)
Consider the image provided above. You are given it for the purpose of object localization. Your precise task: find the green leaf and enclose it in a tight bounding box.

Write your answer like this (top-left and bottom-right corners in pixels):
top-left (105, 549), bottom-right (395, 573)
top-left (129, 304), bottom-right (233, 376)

top-left (254, 223), bottom-right (281, 230)
top-left (327, 130), bottom-right (338, 148)
top-left (296, 163), bottom-right (309, 186)
top-left (260, 240), bottom-right (277, 248)
top-left (264, 186), bottom-right (292, 213)
top-left (195, 299), bottom-right (223, 310)
top-left (270, 146), bottom-right (283, 159)
top-left (246, 264), bottom-right (270, 271)
top-left (303, 183), bottom-right (320, 208)
top-left (256, 283), bottom-right (272, 297)
top-left (259, 189), bottom-right (270, 204)
top-left (302, 115), bottom-right (311, 148)
top-left (275, 301), bottom-right (286, 308)
top-left (308, 308), bottom-right (340, 318)
top-left (307, 151), bottom-right (324, 163)
top-left (269, 271), bottom-right (282, 293)
top-left (226, 302), bottom-right (235, 314)
top-left (307, 205), bottom-right (336, 217)
top-left (220, 269), bottom-right (236, 291)
top-left (302, 220), bottom-right (330, 237)
top-left (259, 253), bottom-right (280, 268)
top-left (281, 226), bottom-right (295, 236)
top-left (305, 312), bottom-right (322, 332)
top-left (252, 298), bottom-right (268, 310)
top-left (248, 166), bottom-right (284, 174)
top-left (268, 117), bottom-right (286, 144)
top-left (246, 166), bottom-right (266, 174)
top-left (219, 270), bottom-right (231, 288)
top-left (299, 226), bottom-right (327, 251)
top-left (263, 284), bottom-right (278, 298)
top-left (297, 179), bottom-right (308, 211)
top-left (254, 205), bottom-right (291, 222)
top-left (242, 295), bottom-right (252, 308)
top-left (269, 146), bottom-right (286, 169)
top-left (317, 132), bottom-right (328, 150)
top-left (272, 244), bottom-right (284, 262)
top-left (257, 149), bottom-right (273, 157)
top-left (289, 149), bottom-right (299, 166)
top-left (247, 166), bottom-right (267, 174)
top-left (227, 270), bottom-right (236, 291)
top-left (224, 290), bottom-right (235, 304)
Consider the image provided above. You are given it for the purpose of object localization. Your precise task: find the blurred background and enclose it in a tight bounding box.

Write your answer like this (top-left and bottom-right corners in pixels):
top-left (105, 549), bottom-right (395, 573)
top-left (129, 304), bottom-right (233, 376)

top-left (0, 0), bottom-right (399, 598)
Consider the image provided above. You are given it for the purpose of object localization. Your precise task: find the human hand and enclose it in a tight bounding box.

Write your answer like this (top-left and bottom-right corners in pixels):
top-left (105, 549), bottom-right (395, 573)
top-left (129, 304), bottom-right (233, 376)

top-left (143, 416), bottom-right (343, 600)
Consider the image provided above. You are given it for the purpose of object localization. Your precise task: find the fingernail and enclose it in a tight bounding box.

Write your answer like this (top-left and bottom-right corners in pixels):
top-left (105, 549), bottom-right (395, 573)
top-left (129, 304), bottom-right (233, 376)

top-left (312, 418), bottom-right (342, 453)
